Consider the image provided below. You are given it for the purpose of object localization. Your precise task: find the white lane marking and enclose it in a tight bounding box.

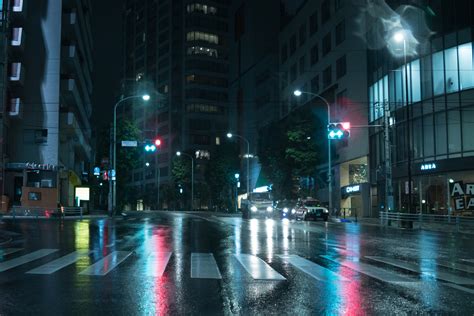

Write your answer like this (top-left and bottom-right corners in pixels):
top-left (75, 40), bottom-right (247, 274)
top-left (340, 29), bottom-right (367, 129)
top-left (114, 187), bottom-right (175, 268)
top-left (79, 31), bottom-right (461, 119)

top-left (445, 283), bottom-right (474, 294)
top-left (26, 250), bottom-right (93, 274)
top-left (146, 252), bottom-right (172, 277)
top-left (279, 254), bottom-right (349, 282)
top-left (191, 253), bottom-right (222, 279)
top-left (234, 254), bottom-right (286, 281)
top-left (461, 259), bottom-right (474, 264)
top-left (79, 251), bottom-right (132, 276)
top-left (0, 248), bottom-right (23, 256)
top-left (436, 260), bottom-right (474, 274)
top-left (321, 255), bottom-right (416, 283)
top-left (366, 256), bottom-right (474, 285)
top-left (0, 249), bottom-right (58, 272)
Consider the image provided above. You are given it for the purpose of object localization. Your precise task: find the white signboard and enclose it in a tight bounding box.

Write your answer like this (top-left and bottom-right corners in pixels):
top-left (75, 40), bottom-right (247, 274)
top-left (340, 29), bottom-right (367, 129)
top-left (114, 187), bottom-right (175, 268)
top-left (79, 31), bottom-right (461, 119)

top-left (121, 140), bottom-right (138, 147)
top-left (75, 187), bottom-right (90, 201)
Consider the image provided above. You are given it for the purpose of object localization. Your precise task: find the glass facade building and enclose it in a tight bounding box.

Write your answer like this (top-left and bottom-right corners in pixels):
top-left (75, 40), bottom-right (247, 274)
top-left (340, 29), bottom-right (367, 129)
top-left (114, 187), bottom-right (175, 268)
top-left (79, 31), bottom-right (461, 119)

top-left (368, 0), bottom-right (474, 216)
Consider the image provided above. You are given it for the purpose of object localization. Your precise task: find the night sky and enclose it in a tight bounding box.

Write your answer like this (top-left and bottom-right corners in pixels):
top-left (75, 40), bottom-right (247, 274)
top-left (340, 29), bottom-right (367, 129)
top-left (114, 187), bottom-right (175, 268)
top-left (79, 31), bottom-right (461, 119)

top-left (91, 0), bottom-right (125, 127)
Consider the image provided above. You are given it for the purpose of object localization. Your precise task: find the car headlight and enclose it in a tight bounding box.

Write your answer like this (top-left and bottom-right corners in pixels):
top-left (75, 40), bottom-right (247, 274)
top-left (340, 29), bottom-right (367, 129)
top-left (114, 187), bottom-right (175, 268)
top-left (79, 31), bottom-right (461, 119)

top-left (251, 206), bottom-right (258, 212)
top-left (283, 208), bottom-right (289, 213)
top-left (323, 209), bottom-right (329, 213)
top-left (291, 209), bottom-right (296, 214)
top-left (266, 206), bottom-right (273, 212)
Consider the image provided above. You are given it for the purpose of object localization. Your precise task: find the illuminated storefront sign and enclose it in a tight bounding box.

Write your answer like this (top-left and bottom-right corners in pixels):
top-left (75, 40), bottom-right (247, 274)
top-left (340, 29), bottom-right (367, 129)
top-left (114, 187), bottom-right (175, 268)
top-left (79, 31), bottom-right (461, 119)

top-left (341, 184), bottom-right (363, 198)
top-left (450, 181), bottom-right (474, 211)
top-left (420, 163), bottom-right (437, 171)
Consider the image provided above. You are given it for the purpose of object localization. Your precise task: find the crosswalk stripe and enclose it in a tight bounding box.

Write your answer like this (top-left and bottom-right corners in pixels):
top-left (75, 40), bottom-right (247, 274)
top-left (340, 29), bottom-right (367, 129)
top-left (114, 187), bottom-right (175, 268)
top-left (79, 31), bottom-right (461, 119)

top-left (279, 254), bottom-right (349, 282)
top-left (436, 260), bottom-right (474, 274)
top-left (366, 256), bottom-right (474, 285)
top-left (26, 250), bottom-right (93, 275)
top-left (0, 249), bottom-right (58, 272)
top-left (79, 251), bottom-right (132, 276)
top-left (321, 255), bottom-right (415, 283)
top-left (0, 248), bottom-right (23, 257)
top-left (191, 253), bottom-right (222, 279)
top-left (145, 252), bottom-right (172, 277)
top-left (234, 254), bottom-right (286, 281)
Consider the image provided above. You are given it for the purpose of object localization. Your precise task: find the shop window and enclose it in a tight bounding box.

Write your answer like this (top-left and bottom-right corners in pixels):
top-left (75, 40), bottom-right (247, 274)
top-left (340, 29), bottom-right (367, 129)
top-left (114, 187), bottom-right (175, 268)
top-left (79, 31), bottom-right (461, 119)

top-left (410, 60), bottom-right (421, 103)
top-left (445, 47), bottom-right (459, 93)
top-left (432, 51), bottom-right (445, 96)
top-left (447, 110), bottom-right (461, 154)
top-left (435, 112), bottom-right (447, 155)
top-left (423, 114), bottom-right (434, 157)
top-left (421, 55), bottom-right (433, 99)
top-left (458, 43), bottom-right (474, 90)
top-left (462, 106), bottom-right (474, 152)
top-left (412, 118), bottom-right (423, 158)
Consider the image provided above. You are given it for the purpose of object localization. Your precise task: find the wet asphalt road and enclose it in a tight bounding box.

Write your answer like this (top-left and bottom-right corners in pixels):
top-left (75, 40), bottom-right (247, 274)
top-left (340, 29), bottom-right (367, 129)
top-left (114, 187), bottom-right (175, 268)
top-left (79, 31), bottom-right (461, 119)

top-left (1, 212), bottom-right (474, 315)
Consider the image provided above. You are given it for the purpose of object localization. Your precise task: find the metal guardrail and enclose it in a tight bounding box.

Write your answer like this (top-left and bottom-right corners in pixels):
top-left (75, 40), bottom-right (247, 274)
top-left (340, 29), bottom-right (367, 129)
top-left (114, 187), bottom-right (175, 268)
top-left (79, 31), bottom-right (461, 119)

top-left (379, 211), bottom-right (474, 230)
top-left (10, 206), bottom-right (83, 220)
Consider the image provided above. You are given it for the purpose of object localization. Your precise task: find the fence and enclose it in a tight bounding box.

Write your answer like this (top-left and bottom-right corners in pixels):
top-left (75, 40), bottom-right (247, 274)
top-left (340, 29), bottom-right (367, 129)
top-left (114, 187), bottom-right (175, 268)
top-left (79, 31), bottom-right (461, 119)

top-left (379, 211), bottom-right (474, 230)
top-left (10, 206), bottom-right (83, 220)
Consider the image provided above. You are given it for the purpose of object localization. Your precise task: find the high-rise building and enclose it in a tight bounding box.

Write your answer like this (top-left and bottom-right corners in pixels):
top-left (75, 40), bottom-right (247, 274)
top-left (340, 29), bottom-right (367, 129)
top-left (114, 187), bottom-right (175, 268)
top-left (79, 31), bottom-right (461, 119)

top-left (278, 0), bottom-right (370, 216)
top-left (122, 0), bottom-right (230, 209)
top-left (228, 0), bottom-right (282, 194)
top-left (1, 0), bottom-right (94, 209)
top-left (367, 0), bottom-right (474, 216)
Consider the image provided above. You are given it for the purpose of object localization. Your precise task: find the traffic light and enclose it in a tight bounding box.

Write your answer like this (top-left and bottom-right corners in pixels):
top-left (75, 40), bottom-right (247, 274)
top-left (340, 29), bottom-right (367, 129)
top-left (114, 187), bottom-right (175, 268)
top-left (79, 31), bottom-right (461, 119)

top-left (144, 144), bottom-right (157, 152)
top-left (154, 138), bottom-right (162, 147)
top-left (327, 122), bottom-right (350, 140)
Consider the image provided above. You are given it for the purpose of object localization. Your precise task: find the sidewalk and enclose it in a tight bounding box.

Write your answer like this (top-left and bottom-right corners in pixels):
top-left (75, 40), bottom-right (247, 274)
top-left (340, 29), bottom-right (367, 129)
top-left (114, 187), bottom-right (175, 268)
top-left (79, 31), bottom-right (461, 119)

top-left (332, 216), bottom-right (474, 235)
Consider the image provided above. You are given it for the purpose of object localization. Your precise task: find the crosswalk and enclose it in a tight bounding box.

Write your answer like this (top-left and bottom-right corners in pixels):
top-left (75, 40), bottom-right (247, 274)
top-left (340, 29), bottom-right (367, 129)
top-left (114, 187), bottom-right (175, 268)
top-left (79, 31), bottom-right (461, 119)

top-left (1, 247), bottom-right (474, 293)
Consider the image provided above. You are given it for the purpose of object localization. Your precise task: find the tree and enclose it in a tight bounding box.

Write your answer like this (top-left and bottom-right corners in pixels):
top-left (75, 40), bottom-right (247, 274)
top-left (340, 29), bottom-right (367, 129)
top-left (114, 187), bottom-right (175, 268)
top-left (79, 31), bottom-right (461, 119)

top-left (258, 106), bottom-right (323, 199)
top-left (116, 119), bottom-right (141, 209)
top-left (205, 143), bottom-right (240, 211)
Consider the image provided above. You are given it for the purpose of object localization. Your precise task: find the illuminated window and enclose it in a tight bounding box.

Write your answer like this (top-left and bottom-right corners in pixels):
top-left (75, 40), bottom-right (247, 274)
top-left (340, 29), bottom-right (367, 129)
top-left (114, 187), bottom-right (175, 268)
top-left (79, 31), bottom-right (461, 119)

top-left (11, 27), bottom-right (23, 46)
top-left (187, 46), bottom-right (218, 57)
top-left (186, 32), bottom-right (219, 44)
top-left (187, 3), bottom-right (217, 15)
top-left (195, 150), bottom-right (210, 160)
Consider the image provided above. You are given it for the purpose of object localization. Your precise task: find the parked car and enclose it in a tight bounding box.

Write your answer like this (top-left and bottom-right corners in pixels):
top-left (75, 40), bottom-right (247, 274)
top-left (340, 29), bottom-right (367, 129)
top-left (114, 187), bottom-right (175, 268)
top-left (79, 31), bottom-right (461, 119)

top-left (274, 199), bottom-right (298, 219)
top-left (295, 199), bottom-right (329, 221)
top-left (241, 192), bottom-right (274, 219)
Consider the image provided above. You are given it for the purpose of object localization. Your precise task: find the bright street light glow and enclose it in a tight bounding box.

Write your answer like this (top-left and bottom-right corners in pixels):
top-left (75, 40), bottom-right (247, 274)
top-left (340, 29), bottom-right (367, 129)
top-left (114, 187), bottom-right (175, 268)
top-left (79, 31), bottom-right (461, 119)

top-left (226, 133), bottom-right (233, 138)
top-left (142, 94), bottom-right (151, 101)
top-left (393, 31), bottom-right (405, 43)
top-left (145, 162), bottom-right (150, 167)
top-left (293, 90), bottom-right (302, 96)
top-left (176, 151), bottom-right (181, 156)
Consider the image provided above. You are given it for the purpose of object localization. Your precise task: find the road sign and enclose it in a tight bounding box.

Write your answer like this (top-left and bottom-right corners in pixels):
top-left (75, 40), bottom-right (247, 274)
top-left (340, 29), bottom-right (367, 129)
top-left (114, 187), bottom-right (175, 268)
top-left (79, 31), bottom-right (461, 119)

top-left (93, 167), bottom-right (100, 176)
top-left (121, 140), bottom-right (138, 147)
top-left (110, 169), bottom-right (116, 181)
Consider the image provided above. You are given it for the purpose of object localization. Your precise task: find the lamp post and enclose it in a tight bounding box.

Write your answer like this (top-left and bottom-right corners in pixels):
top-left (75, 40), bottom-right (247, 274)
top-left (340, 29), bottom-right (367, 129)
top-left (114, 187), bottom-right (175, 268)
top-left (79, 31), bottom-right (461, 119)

top-left (393, 30), bottom-right (413, 213)
top-left (176, 151), bottom-right (194, 210)
top-left (111, 94), bottom-right (150, 215)
top-left (227, 133), bottom-right (250, 197)
top-left (293, 89), bottom-right (333, 214)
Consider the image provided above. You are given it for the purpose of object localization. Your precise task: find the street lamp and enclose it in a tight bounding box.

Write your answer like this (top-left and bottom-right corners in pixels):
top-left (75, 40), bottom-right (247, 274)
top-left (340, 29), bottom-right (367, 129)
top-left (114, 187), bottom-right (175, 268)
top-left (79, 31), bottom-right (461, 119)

top-left (111, 94), bottom-right (150, 215)
top-left (293, 89), bottom-right (333, 214)
top-left (227, 132), bottom-right (250, 197)
top-left (176, 151), bottom-right (194, 210)
top-left (392, 29), bottom-right (413, 214)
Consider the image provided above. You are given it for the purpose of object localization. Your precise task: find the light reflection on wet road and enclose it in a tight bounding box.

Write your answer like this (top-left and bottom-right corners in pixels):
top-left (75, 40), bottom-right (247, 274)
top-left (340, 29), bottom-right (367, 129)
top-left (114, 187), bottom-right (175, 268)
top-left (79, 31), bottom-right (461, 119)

top-left (1, 212), bottom-right (474, 315)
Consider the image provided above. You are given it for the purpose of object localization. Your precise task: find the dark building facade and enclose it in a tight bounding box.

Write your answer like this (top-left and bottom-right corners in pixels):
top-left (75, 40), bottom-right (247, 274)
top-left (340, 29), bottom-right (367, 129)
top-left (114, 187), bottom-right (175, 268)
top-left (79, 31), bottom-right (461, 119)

top-left (1, 0), bottom-right (94, 210)
top-left (368, 1), bottom-right (474, 216)
top-left (122, 0), bottom-right (230, 209)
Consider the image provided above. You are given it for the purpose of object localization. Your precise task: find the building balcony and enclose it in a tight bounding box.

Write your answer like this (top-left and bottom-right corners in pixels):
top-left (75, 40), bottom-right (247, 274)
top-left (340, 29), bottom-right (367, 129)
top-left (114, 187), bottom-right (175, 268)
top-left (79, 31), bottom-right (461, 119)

top-left (10, 27), bottom-right (25, 52)
top-left (61, 10), bottom-right (93, 74)
top-left (10, 0), bottom-right (26, 21)
top-left (60, 78), bottom-right (91, 139)
top-left (61, 44), bottom-right (92, 116)
top-left (8, 97), bottom-right (22, 119)
top-left (9, 62), bottom-right (25, 86)
top-left (60, 112), bottom-right (92, 161)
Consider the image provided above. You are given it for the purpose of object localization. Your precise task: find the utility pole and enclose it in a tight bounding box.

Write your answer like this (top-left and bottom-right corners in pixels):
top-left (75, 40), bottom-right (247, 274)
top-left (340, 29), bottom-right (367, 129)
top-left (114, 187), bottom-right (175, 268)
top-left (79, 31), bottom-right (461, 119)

top-left (384, 101), bottom-right (394, 211)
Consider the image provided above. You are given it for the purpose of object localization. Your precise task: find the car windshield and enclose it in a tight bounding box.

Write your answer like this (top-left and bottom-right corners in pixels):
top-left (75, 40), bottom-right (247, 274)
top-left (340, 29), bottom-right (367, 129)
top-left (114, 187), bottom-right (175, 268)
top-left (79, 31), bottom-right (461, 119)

top-left (250, 193), bottom-right (271, 200)
top-left (304, 200), bottom-right (320, 207)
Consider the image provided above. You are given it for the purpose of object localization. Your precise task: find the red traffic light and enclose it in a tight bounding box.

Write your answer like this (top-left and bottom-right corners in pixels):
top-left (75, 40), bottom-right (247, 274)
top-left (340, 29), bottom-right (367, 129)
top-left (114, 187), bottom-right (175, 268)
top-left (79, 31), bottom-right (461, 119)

top-left (154, 138), bottom-right (162, 147)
